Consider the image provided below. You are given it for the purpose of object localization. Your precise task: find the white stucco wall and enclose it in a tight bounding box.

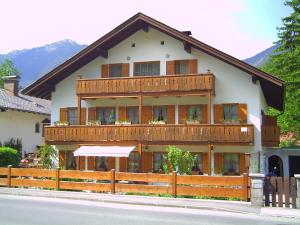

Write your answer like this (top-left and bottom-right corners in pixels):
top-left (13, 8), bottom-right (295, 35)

top-left (51, 28), bottom-right (269, 171)
top-left (0, 110), bottom-right (49, 155)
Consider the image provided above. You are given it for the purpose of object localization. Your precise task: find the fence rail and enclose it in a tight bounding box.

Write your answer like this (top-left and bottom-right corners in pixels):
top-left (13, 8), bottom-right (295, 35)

top-left (0, 167), bottom-right (249, 200)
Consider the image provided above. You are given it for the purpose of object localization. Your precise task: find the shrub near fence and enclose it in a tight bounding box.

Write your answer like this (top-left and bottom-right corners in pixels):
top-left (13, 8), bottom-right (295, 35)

top-left (0, 167), bottom-right (249, 201)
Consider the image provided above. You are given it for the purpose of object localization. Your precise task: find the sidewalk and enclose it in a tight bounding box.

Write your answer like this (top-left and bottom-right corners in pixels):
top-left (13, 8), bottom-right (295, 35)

top-left (0, 187), bottom-right (298, 219)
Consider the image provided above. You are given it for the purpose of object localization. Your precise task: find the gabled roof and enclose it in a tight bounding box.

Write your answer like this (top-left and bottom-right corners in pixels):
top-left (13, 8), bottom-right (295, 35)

top-left (21, 13), bottom-right (285, 111)
top-left (0, 89), bottom-right (51, 115)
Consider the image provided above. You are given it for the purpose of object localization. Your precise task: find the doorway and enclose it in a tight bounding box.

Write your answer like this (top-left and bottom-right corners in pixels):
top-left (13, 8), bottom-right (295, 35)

top-left (268, 155), bottom-right (283, 177)
top-left (289, 156), bottom-right (300, 177)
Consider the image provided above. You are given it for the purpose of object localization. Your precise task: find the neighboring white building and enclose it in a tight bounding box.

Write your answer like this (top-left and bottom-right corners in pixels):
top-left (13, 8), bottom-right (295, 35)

top-left (22, 13), bottom-right (284, 174)
top-left (0, 76), bottom-right (51, 155)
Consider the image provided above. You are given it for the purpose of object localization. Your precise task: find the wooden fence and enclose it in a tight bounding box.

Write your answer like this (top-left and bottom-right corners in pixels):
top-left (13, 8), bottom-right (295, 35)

top-left (264, 176), bottom-right (297, 208)
top-left (0, 167), bottom-right (249, 201)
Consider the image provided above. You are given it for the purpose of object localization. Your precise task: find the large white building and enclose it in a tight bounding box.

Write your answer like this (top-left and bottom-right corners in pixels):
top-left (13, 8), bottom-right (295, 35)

top-left (22, 13), bottom-right (284, 175)
top-left (0, 76), bottom-right (50, 155)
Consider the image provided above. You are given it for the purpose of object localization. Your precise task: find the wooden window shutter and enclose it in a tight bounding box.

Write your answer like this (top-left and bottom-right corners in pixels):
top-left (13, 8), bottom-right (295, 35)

top-left (239, 153), bottom-right (246, 175)
top-left (119, 157), bottom-right (127, 172)
top-left (214, 153), bottom-right (224, 174)
top-left (79, 156), bottom-right (85, 170)
top-left (213, 104), bottom-right (224, 124)
top-left (188, 59), bottom-right (198, 74)
top-left (118, 106), bottom-right (127, 121)
top-left (88, 107), bottom-right (97, 121)
top-left (101, 64), bottom-right (109, 78)
top-left (237, 104), bottom-right (247, 123)
top-left (178, 105), bottom-right (188, 124)
top-left (166, 61), bottom-right (175, 75)
top-left (80, 108), bottom-right (86, 125)
top-left (59, 108), bottom-right (68, 122)
top-left (201, 105), bottom-right (208, 124)
top-left (141, 152), bottom-right (153, 173)
top-left (108, 157), bottom-right (115, 170)
top-left (121, 63), bottom-right (130, 77)
top-left (167, 105), bottom-right (175, 124)
top-left (141, 106), bottom-right (152, 124)
top-left (59, 151), bottom-right (66, 168)
top-left (88, 156), bottom-right (95, 170)
top-left (202, 153), bottom-right (208, 174)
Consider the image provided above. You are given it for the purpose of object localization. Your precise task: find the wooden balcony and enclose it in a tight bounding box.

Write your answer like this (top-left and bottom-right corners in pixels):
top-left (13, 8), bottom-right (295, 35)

top-left (45, 124), bottom-right (254, 145)
top-left (76, 74), bottom-right (215, 97)
top-left (261, 125), bottom-right (280, 147)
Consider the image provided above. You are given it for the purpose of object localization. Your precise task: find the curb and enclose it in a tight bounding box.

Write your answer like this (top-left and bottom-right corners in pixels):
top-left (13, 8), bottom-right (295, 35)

top-left (0, 187), bottom-right (299, 219)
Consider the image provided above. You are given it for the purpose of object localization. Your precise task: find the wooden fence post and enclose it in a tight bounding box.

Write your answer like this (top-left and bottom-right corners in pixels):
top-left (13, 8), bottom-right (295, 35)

top-left (172, 171), bottom-right (177, 197)
top-left (56, 168), bottom-right (60, 190)
top-left (243, 173), bottom-right (248, 201)
top-left (111, 169), bottom-right (115, 194)
top-left (7, 165), bottom-right (12, 187)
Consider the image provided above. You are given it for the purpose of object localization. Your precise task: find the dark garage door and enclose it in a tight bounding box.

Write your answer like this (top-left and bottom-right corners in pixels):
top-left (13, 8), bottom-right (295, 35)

top-left (289, 156), bottom-right (300, 177)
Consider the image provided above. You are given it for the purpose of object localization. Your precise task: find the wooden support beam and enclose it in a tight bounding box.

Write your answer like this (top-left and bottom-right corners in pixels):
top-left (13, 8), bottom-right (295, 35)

top-left (77, 96), bottom-right (81, 125)
top-left (207, 144), bottom-right (212, 175)
top-left (207, 91), bottom-right (211, 124)
top-left (252, 75), bottom-right (258, 84)
top-left (138, 143), bottom-right (142, 155)
top-left (139, 95), bottom-right (142, 124)
top-left (183, 41), bottom-right (191, 54)
top-left (99, 49), bottom-right (108, 59)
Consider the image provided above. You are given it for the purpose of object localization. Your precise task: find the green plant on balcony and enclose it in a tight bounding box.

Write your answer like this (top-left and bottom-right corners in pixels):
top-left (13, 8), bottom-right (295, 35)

top-left (87, 120), bottom-right (101, 126)
top-left (53, 121), bottom-right (69, 126)
top-left (148, 120), bottom-right (166, 125)
top-left (114, 120), bottom-right (131, 125)
top-left (185, 119), bottom-right (201, 125)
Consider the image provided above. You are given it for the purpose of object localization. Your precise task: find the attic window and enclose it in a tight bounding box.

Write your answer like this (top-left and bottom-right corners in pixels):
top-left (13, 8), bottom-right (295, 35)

top-left (35, 122), bottom-right (40, 133)
top-left (131, 43), bottom-right (135, 47)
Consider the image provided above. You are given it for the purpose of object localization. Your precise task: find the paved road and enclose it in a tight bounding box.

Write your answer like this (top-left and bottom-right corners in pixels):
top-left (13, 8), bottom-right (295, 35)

top-left (0, 195), bottom-right (298, 225)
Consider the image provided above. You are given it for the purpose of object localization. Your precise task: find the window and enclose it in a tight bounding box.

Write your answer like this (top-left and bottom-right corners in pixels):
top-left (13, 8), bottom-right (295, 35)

top-left (224, 154), bottom-right (239, 175)
top-left (97, 108), bottom-right (116, 125)
top-left (175, 60), bottom-right (189, 74)
top-left (153, 106), bottom-right (167, 122)
top-left (66, 152), bottom-right (77, 170)
top-left (193, 154), bottom-right (203, 174)
top-left (153, 153), bottom-right (166, 173)
top-left (35, 122), bottom-right (40, 133)
top-left (223, 104), bottom-right (238, 121)
top-left (134, 61), bottom-right (160, 76)
top-left (128, 152), bottom-right (140, 172)
top-left (109, 64), bottom-right (122, 77)
top-left (96, 157), bottom-right (108, 171)
top-left (187, 106), bottom-right (202, 122)
top-left (68, 108), bottom-right (78, 125)
top-left (127, 107), bottom-right (139, 124)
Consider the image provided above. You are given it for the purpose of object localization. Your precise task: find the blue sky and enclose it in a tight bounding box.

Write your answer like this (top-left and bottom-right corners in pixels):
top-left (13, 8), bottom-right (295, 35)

top-left (0, 0), bottom-right (292, 59)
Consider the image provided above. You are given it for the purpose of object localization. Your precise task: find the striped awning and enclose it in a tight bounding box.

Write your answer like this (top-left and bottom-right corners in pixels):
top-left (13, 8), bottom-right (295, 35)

top-left (73, 146), bottom-right (136, 157)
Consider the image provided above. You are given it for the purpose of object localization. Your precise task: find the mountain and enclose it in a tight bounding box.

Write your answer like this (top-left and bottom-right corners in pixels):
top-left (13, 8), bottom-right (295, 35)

top-left (244, 43), bottom-right (280, 67)
top-left (0, 39), bottom-right (87, 87)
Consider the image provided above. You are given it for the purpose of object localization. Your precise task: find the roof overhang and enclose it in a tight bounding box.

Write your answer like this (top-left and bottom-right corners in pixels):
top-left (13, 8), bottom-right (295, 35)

top-left (21, 13), bottom-right (285, 111)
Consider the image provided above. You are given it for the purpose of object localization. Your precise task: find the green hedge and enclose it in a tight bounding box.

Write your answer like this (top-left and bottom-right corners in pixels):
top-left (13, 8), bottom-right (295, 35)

top-left (0, 147), bottom-right (20, 167)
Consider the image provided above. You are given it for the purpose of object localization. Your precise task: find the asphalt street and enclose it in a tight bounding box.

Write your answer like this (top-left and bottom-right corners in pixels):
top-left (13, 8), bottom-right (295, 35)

top-left (0, 195), bottom-right (299, 225)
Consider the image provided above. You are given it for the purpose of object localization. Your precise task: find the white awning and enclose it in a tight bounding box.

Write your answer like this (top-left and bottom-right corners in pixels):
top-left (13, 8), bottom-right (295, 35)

top-left (73, 146), bottom-right (136, 157)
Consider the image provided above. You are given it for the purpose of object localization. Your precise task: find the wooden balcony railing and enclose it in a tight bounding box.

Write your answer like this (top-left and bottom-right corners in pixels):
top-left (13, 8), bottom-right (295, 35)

top-left (261, 125), bottom-right (280, 147)
top-left (45, 124), bottom-right (254, 145)
top-left (76, 74), bottom-right (214, 97)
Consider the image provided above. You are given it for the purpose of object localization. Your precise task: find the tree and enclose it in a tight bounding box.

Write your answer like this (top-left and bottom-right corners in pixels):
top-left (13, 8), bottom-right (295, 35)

top-left (260, 0), bottom-right (300, 137)
top-left (0, 59), bottom-right (20, 87)
top-left (40, 144), bottom-right (57, 169)
top-left (163, 146), bottom-right (195, 175)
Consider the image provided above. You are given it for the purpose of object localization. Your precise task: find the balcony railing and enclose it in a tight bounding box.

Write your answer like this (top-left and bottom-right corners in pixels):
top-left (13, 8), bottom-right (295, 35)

top-left (76, 74), bottom-right (214, 96)
top-left (45, 124), bottom-right (254, 145)
top-left (261, 125), bottom-right (280, 147)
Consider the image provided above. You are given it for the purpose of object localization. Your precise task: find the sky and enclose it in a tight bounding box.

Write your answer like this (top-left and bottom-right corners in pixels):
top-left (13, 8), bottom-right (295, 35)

top-left (0, 0), bottom-right (292, 59)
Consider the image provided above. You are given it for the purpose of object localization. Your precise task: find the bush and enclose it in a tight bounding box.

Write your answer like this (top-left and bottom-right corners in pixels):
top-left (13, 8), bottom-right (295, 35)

top-left (3, 138), bottom-right (22, 155)
top-left (163, 146), bottom-right (195, 175)
top-left (0, 147), bottom-right (21, 167)
top-left (40, 144), bottom-right (57, 169)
